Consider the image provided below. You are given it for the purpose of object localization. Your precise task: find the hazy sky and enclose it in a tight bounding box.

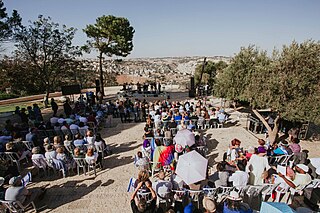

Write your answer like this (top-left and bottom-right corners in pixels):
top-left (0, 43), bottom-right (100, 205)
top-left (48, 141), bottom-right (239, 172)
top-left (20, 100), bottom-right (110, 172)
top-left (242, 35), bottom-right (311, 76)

top-left (4, 0), bottom-right (320, 58)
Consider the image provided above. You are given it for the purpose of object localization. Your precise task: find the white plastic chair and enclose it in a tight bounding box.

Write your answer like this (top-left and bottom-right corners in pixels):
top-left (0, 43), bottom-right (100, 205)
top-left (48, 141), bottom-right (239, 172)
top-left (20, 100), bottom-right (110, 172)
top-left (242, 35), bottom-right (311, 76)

top-left (22, 141), bottom-right (34, 151)
top-left (5, 152), bottom-right (27, 172)
top-left (261, 183), bottom-right (280, 202)
top-left (137, 190), bottom-right (153, 204)
top-left (32, 158), bottom-right (48, 176)
top-left (74, 158), bottom-right (87, 175)
top-left (203, 187), bottom-right (218, 199)
top-left (95, 143), bottom-right (105, 160)
top-left (188, 189), bottom-right (202, 208)
top-left (216, 186), bottom-right (234, 203)
top-left (0, 200), bottom-right (37, 213)
top-left (268, 154), bottom-right (294, 166)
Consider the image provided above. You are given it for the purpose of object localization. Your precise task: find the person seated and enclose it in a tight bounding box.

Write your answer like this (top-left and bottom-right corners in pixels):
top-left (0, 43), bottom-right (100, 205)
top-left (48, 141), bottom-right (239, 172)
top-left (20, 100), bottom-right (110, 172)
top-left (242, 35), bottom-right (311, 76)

top-left (85, 147), bottom-right (102, 167)
top-left (223, 191), bottom-right (252, 213)
top-left (217, 110), bottom-right (227, 124)
top-left (78, 122), bottom-right (89, 133)
top-left (53, 122), bottom-right (61, 131)
top-left (85, 130), bottom-right (96, 145)
top-left (272, 140), bottom-right (292, 155)
top-left (203, 196), bottom-right (217, 213)
top-left (79, 115), bottom-right (88, 124)
top-left (44, 145), bottom-right (57, 160)
top-left (229, 162), bottom-right (249, 188)
top-left (143, 126), bottom-right (154, 138)
top-left (5, 142), bottom-right (31, 161)
top-left (245, 146), bottom-right (255, 161)
top-left (153, 170), bottom-right (172, 198)
top-left (289, 138), bottom-right (301, 154)
top-left (134, 151), bottom-right (149, 170)
top-left (177, 120), bottom-right (186, 131)
top-left (73, 133), bottom-right (86, 147)
top-left (94, 133), bottom-right (111, 155)
top-left (130, 180), bottom-right (157, 213)
top-left (60, 121), bottom-right (69, 131)
top-left (53, 136), bottom-right (63, 149)
top-left (5, 176), bottom-right (46, 207)
top-left (64, 134), bottom-right (73, 147)
top-left (174, 111), bottom-right (182, 121)
top-left (69, 122), bottom-right (79, 133)
top-left (87, 112), bottom-right (97, 125)
top-left (168, 118), bottom-right (177, 129)
top-left (73, 147), bottom-right (85, 158)
top-left (57, 114), bottom-right (65, 125)
top-left (134, 170), bottom-right (151, 190)
top-left (208, 162), bottom-right (229, 188)
top-left (50, 115), bottom-right (59, 126)
top-left (277, 164), bottom-right (312, 189)
top-left (31, 147), bottom-right (46, 160)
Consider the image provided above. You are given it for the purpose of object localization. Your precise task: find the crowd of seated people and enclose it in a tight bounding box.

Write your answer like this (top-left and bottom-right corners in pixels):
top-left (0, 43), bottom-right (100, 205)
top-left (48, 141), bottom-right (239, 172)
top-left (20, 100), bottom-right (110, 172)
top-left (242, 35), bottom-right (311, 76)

top-left (127, 97), bottom-right (319, 212)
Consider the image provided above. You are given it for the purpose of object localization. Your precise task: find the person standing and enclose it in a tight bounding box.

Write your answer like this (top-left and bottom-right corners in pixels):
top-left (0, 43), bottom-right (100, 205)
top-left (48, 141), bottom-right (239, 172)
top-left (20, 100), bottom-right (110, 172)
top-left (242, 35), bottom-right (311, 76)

top-left (51, 98), bottom-right (58, 116)
top-left (63, 100), bottom-right (72, 117)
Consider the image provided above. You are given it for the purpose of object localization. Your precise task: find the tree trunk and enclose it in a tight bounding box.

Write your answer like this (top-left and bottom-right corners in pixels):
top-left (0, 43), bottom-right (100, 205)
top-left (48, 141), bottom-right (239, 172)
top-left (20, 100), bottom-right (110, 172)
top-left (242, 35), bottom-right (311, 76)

top-left (197, 57), bottom-right (207, 88)
top-left (252, 109), bottom-right (280, 144)
top-left (99, 52), bottom-right (105, 96)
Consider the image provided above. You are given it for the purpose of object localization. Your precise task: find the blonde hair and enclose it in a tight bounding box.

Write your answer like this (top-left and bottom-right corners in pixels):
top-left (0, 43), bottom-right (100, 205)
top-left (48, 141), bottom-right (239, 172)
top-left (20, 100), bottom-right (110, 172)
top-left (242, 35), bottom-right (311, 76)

top-left (137, 170), bottom-right (149, 182)
top-left (43, 137), bottom-right (50, 145)
top-left (53, 136), bottom-right (61, 145)
top-left (6, 142), bottom-right (14, 151)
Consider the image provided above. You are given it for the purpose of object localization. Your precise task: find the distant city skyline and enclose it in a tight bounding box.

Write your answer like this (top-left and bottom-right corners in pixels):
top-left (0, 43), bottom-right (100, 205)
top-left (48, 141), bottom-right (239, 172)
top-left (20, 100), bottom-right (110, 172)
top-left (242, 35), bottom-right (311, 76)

top-left (4, 0), bottom-right (320, 59)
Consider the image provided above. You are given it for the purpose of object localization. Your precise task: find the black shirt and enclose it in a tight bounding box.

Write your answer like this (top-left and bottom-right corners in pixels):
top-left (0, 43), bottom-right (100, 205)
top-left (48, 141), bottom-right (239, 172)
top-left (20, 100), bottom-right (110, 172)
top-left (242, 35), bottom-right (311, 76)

top-left (131, 198), bottom-right (156, 213)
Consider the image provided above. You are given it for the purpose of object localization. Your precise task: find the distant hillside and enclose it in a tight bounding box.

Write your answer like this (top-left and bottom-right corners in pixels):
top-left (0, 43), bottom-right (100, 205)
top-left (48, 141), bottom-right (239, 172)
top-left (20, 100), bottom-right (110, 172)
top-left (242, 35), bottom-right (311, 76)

top-left (80, 56), bottom-right (231, 85)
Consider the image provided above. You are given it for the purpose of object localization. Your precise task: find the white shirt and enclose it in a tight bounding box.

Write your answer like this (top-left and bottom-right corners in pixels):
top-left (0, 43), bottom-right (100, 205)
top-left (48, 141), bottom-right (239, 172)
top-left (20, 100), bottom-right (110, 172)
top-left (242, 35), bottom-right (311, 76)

top-left (229, 171), bottom-right (249, 187)
top-left (247, 154), bottom-right (270, 185)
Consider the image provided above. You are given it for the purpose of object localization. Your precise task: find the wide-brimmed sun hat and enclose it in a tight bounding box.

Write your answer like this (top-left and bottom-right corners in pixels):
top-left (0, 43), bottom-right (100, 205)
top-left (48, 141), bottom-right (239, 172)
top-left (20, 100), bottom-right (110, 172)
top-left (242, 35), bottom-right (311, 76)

top-left (202, 196), bottom-right (216, 212)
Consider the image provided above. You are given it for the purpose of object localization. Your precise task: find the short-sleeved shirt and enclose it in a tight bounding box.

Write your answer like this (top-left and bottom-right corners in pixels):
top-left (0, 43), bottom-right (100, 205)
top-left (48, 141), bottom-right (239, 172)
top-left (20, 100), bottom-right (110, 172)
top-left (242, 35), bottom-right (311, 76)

top-left (131, 198), bottom-right (156, 213)
top-left (293, 173), bottom-right (312, 188)
top-left (5, 186), bottom-right (29, 204)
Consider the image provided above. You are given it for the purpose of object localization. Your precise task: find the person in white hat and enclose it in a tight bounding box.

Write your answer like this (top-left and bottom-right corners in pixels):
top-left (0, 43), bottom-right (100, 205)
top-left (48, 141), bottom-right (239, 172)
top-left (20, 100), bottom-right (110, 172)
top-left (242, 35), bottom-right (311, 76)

top-left (278, 164), bottom-right (312, 189)
top-left (223, 191), bottom-right (252, 213)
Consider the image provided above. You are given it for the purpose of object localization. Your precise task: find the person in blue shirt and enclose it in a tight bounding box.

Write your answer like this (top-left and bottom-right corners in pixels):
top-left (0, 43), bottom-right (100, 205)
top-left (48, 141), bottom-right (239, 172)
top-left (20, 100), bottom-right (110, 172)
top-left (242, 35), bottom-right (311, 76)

top-left (223, 191), bottom-right (252, 213)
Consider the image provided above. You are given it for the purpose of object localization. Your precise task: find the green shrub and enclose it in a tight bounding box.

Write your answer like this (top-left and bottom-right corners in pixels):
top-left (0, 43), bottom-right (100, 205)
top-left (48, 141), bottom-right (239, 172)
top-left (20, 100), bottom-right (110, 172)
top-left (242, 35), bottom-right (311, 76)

top-left (0, 93), bottom-right (19, 100)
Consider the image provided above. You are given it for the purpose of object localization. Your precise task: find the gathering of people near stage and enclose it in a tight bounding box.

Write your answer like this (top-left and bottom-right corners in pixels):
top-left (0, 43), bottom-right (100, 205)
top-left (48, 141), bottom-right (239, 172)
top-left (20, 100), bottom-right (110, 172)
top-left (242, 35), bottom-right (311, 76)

top-left (0, 92), bottom-right (319, 212)
top-left (128, 98), bottom-right (320, 212)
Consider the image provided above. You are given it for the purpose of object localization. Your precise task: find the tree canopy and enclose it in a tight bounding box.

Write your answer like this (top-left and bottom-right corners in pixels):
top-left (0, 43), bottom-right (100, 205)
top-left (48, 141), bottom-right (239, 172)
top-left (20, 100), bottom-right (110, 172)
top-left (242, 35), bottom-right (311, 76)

top-left (13, 15), bottom-right (80, 104)
top-left (194, 60), bottom-right (227, 87)
top-left (0, 0), bottom-right (21, 46)
top-left (83, 15), bottom-right (134, 95)
top-left (214, 40), bottom-right (320, 125)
